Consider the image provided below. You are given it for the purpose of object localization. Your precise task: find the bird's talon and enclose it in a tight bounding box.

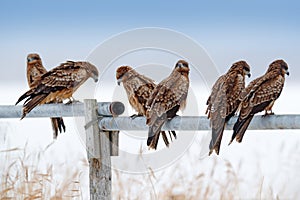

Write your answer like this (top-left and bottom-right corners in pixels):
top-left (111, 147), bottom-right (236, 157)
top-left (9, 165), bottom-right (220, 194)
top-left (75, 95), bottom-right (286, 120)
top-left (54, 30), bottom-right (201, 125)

top-left (65, 99), bottom-right (80, 105)
top-left (262, 111), bottom-right (274, 117)
top-left (65, 100), bottom-right (73, 105)
top-left (130, 114), bottom-right (142, 119)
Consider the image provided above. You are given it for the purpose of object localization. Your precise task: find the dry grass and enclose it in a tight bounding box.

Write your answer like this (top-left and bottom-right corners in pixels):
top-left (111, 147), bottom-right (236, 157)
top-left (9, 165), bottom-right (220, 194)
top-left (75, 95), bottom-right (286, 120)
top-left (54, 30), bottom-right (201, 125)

top-left (111, 158), bottom-right (276, 200)
top-left (0, 145), bottom-right (82, 199)
top-left (112, 160), bottom-right (240, 200)
top-left (0, 147), bottom-right (295, 200)
top-left (1, 133), bottom-right (299, 199)
top-left (111, 141), bottom-right (286, 200)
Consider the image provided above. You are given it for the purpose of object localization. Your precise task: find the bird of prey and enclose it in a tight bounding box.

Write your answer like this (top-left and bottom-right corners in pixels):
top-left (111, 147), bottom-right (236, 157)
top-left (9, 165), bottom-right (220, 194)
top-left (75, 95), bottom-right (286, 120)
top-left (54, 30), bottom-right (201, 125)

top-left (26, 53), bottom-right (66, 139)
top-left (16, 61), bottom-right (99, 119)
top-left (146, 60), bottom-right (190, 149)
top-left (230, 59), bottom-right (289, 144)
top-left (206, 61), bottom-right (251, 155)
top-left (116, 66), bottom-right (176, 149)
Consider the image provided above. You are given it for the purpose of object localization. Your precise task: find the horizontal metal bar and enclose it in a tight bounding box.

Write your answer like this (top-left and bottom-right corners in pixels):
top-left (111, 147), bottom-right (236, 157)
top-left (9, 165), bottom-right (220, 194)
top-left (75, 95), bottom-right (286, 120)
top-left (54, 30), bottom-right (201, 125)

top-left (98, 115), bottom-right (300, 131)
top-left (0, 101), bottom-right (124, 118)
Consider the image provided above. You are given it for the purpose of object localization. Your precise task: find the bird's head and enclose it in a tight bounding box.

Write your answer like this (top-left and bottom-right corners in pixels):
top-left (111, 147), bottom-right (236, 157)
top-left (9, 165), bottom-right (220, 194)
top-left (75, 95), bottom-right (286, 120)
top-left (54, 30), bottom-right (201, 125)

top-left (27, 53), bottom-right (42, 64)
top-left (116, 66), bottom-right (133, 86)
top-left (175, 60), bottom-right (189, 75)
top-left (231, 60), bottom-right (251, 78)
top-left (268, 59), bottom-right (289, 76)
top-left (84, 62), bottom-right (99, 82)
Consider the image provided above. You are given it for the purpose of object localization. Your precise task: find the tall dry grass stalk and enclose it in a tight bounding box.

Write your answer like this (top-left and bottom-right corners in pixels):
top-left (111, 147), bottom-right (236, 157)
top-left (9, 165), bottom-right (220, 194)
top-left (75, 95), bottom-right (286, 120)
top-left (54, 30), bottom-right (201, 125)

top-left (0, 145), bottom-right (82, 199)
top-left (111, 147), bottom-right (282, 200)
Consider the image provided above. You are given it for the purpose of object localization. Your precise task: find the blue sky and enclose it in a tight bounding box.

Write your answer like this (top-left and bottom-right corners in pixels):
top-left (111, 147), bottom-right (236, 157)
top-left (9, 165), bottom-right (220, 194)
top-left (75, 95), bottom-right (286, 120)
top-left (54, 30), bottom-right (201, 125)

top-left (0, 2), bottom-right (299, 198)
top-left (0, 0), bottom-right (299, 83)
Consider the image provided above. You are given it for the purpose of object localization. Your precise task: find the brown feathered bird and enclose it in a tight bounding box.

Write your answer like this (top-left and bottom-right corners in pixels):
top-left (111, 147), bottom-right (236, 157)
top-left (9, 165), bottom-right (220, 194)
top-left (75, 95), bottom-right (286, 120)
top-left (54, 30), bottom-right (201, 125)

top-left (206, 61), bottom-right (251, 155)
top-left (26, 53), bottom-right (66, 139)
top-left (146, 60), bottom-right (190, 149)
top-left (16, 61), bottom-right (99, 119)
top-left (230, 59), bottom-right (289, 144)
top-left (116, 66), bottom-right (176, 149)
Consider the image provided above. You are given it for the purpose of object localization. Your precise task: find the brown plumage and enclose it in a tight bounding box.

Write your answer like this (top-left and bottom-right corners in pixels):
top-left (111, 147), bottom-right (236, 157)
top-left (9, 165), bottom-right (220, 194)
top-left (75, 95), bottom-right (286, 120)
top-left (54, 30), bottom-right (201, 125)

top-left (116, 66), bottom-right (156, 116)
top-left (146, 60), bottom-right (190, 149)
top-left (26, 53), bottom-right (66, 139)
top-left (230, 59), bottom-right (289, 144)
top-left (116, 66), bottom-right (176, 149)
top-left (27, 54), bottom-right (47, 86)
top-left (16, 60), bottom-right (99, 119)
top-left (206, 61), bottom-right (251, 155)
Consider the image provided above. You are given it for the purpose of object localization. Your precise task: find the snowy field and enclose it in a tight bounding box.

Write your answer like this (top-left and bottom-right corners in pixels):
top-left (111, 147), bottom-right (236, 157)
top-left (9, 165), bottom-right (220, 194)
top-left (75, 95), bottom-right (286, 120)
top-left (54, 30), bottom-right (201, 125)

top-left (0, 83), bottom-right (299, 199)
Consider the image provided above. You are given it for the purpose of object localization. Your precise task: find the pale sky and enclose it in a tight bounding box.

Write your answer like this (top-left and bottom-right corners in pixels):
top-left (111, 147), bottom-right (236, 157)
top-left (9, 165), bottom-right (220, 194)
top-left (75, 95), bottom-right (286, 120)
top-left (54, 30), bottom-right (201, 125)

top-left (0, 0), bottom-right (299, 85)
top-left (0, 1), bottom-right (299, 199)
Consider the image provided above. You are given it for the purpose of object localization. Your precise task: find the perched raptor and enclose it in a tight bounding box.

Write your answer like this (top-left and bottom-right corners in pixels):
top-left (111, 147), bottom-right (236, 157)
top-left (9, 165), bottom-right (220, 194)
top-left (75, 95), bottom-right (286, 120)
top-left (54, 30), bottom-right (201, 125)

top-left (26, 53), bottom-right (66, 139)
top-left (16, 61), bottom-right (99, 119)
top-left (206, 61), bottom-right (251, 155)
top-left (116, 66), bottom-right (176, 149)
top-left (230, 59), bottom-right (289, 144)
top-left (146, 60), bottom-right (190, 149)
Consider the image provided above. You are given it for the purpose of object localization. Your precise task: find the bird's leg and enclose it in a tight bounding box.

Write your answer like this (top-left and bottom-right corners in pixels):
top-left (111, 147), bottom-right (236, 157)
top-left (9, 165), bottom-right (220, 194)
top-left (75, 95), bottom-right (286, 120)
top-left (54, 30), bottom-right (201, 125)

top-left (65, 97), bottom-right (80, 105)
top-left (262, 109), bottom-right (275, 117)
top-left (65, 98), bottom-right (73, 105)
top-left (268, 109), bottom-right (275, 115)
top-left (130, 113), bottom-right (143, 119)
top-left (262, 101), bottom-right (275, 117)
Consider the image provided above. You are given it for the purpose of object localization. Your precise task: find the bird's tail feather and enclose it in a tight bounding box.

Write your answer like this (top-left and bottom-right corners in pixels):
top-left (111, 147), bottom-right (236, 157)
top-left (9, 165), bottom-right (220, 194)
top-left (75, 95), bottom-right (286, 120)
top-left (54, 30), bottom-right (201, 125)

top-left (236, 116), bottom-right (253, 143)
top-left (169, 130), bottom-right (177, 140)
top-left (51, 117), bottom-right (66, 139)
top-left (161, 131), bottom-right (169, 147)
top-left (15, 90), bottom-right (34, 105)
top-left (147, 118), bottom-right (165, 148)
top-left (229, 115), bottom-right (253, 144)
top-left (209, 123), bottom-right (225, 156)
top-left (148, 131), bottom-right (161, 150)
top-left (148, 130), bottom-right (177, 150)
top-left (21, 94), bottom-right (47, 119)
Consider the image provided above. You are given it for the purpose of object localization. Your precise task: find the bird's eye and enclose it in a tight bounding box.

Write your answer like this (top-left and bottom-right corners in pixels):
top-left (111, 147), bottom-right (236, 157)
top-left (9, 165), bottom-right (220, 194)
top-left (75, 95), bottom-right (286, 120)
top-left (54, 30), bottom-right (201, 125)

top-left (178, 63), bottom-right (188, 68)
top-left (243, 67), bottom-right (249, 72)
top-left (282, 65), bottom-right (288, 70)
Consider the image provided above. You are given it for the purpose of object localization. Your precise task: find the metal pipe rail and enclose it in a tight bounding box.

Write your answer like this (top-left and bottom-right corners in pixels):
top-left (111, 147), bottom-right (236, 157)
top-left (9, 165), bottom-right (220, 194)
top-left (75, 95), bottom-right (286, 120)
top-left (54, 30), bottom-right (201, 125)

top-left (99, 115), bottom-right (300, 131)
top-left (0, 102), bottom-right (299, 131)
top-left (0, 101), bottom-right (125, 118)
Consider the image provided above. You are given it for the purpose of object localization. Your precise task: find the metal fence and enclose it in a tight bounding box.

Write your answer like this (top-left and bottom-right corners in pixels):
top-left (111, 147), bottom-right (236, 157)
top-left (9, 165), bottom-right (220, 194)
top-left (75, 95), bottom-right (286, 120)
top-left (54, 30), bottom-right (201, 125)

top-left (0, 99), bottom-right (299, 199)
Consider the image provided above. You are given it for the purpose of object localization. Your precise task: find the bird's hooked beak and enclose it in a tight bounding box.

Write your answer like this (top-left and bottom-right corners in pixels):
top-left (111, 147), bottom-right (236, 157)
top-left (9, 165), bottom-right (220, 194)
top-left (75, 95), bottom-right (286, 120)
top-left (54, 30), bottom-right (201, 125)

top-left (117, 78), bottom-right (122, 86)
top-left (244, 70), bottom-right (251, 78)
top-left (286, 70), bottom-right (290, 76)
top-left (92, 74), bottom-right (99, 82)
